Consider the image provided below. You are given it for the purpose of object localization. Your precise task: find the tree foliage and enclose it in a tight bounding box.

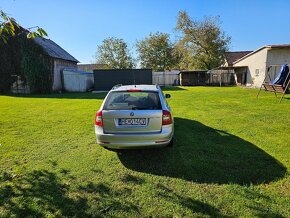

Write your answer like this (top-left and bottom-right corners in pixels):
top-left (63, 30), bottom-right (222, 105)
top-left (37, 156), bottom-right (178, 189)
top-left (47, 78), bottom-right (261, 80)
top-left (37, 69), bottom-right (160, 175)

top-left (0, 10), bottom-right (47, 43)
top-left (0, 36), bottom-right (19, 92)
top-left (176, 11), bottom-right (231, 70)
top-left (20, 39), bottom-right (52, 93)
top-left (136, 32), bottom-right (179, 71)
top-left (0, 30), bottom-right (52, 93)
top-left (96, 37), bottom-right (135, 69)
top-left (0, 10), bottom-right (51, 93)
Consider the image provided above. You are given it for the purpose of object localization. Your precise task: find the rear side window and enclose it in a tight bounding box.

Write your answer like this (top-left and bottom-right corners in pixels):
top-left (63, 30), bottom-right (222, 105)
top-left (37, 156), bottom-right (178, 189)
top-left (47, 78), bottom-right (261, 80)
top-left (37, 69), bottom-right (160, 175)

top-left (104, 91), bottom-right (162, 110)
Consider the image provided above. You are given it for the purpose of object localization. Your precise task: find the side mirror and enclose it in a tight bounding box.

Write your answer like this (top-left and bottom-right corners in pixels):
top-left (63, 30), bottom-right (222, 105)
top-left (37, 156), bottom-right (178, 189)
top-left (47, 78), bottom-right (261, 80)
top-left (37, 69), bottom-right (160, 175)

top-left (165, 94), bottom-right (171, 99)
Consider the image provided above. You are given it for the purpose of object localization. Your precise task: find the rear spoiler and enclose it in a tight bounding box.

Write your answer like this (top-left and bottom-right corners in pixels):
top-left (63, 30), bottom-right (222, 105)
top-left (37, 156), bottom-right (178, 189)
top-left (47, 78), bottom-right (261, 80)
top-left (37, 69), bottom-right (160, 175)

top-left (111, 84), bottom-right (123, 90)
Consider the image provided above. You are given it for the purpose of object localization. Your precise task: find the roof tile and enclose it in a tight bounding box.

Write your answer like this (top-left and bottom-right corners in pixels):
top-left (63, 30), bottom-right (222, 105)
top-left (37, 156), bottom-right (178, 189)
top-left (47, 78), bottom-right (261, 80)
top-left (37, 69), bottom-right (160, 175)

top-left (33, 37), bottom-right (78, 63)
top-left (225, 51), bottom-right (252, 66)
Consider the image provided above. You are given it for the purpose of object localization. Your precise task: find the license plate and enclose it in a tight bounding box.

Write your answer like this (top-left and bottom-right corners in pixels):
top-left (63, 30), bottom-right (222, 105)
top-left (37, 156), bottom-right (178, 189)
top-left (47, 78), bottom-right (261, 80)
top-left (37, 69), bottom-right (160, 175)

top-left (119, 118), bottom-right (147, 126)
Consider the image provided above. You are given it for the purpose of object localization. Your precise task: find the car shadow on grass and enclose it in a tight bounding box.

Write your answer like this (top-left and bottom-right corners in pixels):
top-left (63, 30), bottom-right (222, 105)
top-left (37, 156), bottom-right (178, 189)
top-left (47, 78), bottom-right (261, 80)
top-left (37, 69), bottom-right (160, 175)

top-left (161, 86), bottom-right (187, 91)
top-left (0, 169), bottom-right (140, 217)
top-left (155, 183), bottom-right (231, 217)
top-left (0, 170), bottom-right (89, 217)
top-left (117, 117), bottom-right (286, 185)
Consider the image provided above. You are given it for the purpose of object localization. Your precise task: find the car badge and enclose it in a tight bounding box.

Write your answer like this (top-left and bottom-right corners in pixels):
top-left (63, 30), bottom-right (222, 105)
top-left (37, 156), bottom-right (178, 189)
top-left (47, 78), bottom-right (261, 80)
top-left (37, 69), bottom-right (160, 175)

top-left (130, 112), bottom-right (134, 116)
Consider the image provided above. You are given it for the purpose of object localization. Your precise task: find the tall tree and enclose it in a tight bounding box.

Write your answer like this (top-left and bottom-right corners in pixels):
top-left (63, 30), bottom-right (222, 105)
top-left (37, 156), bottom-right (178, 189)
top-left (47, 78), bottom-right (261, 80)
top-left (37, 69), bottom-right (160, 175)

top-left (136, 32), bottom-right (178, 71)
top-left (176, 11), bottom-right (231, 70)
top-left (96, 37), bottom-right (135, 69)
top-left (172, 40), bottom-right (195, 71)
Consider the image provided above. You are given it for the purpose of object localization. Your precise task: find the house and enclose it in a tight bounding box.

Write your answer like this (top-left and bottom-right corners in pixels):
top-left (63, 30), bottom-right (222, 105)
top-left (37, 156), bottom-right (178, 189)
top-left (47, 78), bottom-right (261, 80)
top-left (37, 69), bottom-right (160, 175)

top-left (33, 37), bottom-right (79, 91)
top-left (232, 44), bottom-right (290, 87)
top-left (224, 51), bottom-right (253, 67)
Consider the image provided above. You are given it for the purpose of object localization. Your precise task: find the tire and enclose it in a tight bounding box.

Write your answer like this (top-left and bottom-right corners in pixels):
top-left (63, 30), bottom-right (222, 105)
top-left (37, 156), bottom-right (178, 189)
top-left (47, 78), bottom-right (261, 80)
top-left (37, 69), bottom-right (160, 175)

top-left (167, 138), bottom-right (174, 147)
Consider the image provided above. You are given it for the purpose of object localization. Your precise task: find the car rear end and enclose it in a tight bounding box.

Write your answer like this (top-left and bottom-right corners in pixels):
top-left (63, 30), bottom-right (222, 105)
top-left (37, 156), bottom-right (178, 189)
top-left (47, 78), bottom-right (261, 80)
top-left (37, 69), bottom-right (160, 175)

top-left (94, 85), bottom-right (174, 149)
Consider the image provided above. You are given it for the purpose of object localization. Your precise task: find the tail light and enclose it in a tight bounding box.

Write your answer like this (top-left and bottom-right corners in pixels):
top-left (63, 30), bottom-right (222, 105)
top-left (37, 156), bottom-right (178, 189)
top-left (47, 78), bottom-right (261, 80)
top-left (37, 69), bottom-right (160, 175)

top-left (95, 111), bottom-right (103, 126)
top-left (162, 110), bottom-right (172, 125)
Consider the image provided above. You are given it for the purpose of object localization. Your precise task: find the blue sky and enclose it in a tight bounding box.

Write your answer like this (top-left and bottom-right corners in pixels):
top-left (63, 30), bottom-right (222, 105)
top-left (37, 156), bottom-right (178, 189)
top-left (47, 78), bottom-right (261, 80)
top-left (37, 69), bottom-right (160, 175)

top-left (1, 0), bottom-right (290, 63)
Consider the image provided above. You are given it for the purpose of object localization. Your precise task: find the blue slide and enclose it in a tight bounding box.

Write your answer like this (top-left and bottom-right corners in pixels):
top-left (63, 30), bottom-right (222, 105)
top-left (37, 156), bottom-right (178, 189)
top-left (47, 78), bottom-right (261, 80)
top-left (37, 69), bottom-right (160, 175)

top-left (270, 64), bottom-right (289, 86)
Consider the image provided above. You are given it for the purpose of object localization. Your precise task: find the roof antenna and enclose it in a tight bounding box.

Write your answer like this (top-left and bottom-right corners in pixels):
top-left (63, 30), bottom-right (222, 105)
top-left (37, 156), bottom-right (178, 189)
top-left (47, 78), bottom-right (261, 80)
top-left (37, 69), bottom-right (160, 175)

top-left (133, 70), bottom-right (136, 87)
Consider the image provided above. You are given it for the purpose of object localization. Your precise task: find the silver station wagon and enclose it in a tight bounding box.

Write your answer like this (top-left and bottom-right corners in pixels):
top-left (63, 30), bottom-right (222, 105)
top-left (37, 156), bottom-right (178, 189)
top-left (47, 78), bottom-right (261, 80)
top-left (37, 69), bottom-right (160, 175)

top-left (95, 84), bottom-right (174, 149)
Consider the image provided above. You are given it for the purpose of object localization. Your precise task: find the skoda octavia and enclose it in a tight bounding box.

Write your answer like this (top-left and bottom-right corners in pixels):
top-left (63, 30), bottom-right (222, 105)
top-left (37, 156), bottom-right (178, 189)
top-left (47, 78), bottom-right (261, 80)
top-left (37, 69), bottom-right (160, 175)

top-left (94, 85), bottom-right (174, 149)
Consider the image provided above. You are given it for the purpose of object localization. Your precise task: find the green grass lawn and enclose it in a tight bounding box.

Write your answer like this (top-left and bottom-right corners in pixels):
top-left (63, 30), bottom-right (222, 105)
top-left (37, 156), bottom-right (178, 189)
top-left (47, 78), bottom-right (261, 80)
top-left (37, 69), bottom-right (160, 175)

top-left (0, 87), bottom-right (289, 217)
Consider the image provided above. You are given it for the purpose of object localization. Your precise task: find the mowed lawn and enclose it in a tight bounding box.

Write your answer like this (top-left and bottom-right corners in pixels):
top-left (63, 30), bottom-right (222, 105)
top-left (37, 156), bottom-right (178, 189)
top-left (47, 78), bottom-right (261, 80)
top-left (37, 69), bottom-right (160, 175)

top-left (0, 87), bottom-right (289, 217)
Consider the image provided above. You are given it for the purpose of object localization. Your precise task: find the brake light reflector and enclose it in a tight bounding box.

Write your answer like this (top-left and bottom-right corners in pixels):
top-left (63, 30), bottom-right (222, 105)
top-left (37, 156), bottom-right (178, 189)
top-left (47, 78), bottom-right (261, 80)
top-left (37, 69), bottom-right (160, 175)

top-left (162, 110), bottom-right (172, 125)
top-left (127, 89), bottom-right (141, 92)
top-left (95, 111), bottom-right (103, 126)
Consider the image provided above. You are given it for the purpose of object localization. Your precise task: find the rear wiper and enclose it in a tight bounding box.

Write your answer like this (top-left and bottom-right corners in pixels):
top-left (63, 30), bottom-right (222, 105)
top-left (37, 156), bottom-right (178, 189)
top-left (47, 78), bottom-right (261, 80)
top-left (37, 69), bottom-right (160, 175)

top-left (131, 106), bottom-right (151, 110)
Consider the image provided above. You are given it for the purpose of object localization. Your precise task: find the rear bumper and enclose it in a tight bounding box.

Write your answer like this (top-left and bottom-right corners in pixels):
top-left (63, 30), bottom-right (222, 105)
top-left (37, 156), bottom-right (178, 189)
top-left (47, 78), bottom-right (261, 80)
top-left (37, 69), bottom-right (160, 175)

top-left (95, 124), bottom-right (174, 149)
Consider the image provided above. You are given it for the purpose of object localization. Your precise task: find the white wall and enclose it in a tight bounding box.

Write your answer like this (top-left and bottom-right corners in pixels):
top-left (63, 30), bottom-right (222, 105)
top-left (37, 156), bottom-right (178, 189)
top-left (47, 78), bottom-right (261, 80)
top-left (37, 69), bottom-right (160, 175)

top-left (266, 48), bottom-right (290, 80)
top-left (267, 48), bottom-right (290, 65)
top-left (62, 69), bottom-right (94, 92)
top-left (234, 48), bottom-right (268, 87)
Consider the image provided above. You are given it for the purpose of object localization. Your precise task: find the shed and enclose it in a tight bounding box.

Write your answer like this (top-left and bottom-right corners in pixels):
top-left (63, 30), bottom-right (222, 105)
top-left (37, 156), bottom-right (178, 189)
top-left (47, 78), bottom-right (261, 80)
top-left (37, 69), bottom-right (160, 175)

top-left (33, 37), bottom-right (79, 91)
top-left (179, 70), bottom-right (208, 86)
top-left (93, 69), bottom-right (152, 91)
top-left (0, 26), bottom-right (79, 94)
top-left (62, 68), bottom-right (94, 92)
top-left (207, 68), bottom-right (236, 86)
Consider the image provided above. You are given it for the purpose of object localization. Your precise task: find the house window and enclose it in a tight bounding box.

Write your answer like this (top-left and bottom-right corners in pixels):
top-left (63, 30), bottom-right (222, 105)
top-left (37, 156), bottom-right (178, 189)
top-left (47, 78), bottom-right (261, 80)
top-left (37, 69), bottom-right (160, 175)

top-left (255, 69), bottom-right (259, 77)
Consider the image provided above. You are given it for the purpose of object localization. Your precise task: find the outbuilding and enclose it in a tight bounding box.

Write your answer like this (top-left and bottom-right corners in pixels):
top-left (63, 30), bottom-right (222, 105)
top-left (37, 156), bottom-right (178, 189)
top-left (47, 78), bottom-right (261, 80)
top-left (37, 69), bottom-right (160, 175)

top-left (33, 37), bottom-right (79, 91)
top-left (179, 70), bottom-right (208, 86)
top-left (4, 36), bottom-right (78, 94)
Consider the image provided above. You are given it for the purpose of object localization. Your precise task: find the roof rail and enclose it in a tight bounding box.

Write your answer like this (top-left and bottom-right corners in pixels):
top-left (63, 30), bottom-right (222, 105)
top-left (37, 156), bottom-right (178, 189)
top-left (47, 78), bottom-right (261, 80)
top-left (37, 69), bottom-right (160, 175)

top-left (112, 84), bottom-right (123, 90)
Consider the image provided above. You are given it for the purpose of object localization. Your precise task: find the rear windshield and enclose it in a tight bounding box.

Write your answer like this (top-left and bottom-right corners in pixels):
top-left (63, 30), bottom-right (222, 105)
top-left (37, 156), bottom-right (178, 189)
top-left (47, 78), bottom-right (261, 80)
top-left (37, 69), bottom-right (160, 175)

top-left (104, 91), bottom-right (162, 110)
